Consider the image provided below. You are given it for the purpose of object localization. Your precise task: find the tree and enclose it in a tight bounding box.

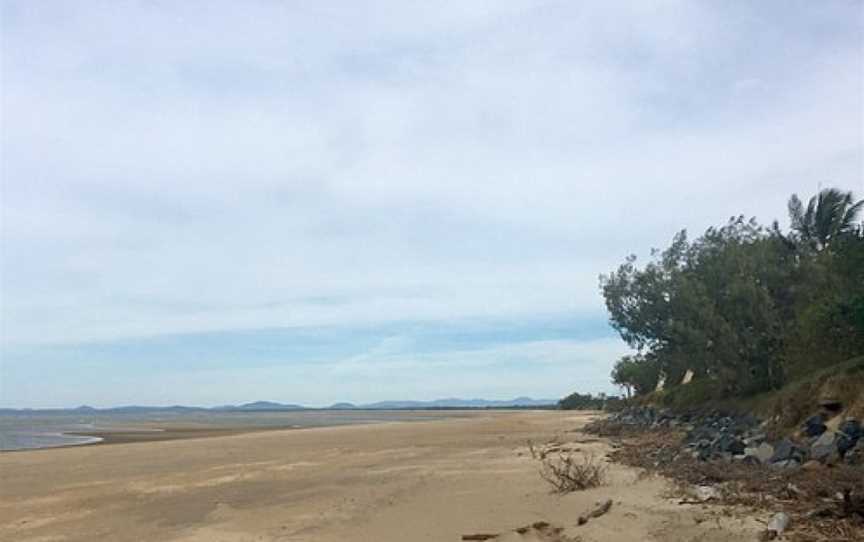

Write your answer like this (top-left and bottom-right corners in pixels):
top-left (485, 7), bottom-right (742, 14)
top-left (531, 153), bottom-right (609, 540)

top-left (788, 188), bottom-right (863, 250)
top-left (611, 354), bottom-right (660, 398)
top-left (598, 188), bottom-right (862, 402)
top-left (601, 217), bottom-right (796, 396)
top-left (558, 392), bottom-right (619, 410)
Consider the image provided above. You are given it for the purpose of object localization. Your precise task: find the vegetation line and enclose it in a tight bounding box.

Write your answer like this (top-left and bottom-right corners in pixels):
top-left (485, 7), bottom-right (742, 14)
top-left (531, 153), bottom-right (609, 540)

top-left (600, 188), bottom-right (863, 404)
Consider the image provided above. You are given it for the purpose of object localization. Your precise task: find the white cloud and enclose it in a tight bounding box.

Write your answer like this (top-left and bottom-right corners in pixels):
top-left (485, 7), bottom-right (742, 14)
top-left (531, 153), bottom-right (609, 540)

top-left (1, 336), bottom-right (631, 408)
top-left (1, 0), bottom-right (861, 395)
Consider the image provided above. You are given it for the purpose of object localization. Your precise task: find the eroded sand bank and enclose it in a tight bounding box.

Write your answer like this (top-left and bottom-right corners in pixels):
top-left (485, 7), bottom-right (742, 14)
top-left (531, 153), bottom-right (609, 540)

top-left (0, 411), bottom-right (762, 541)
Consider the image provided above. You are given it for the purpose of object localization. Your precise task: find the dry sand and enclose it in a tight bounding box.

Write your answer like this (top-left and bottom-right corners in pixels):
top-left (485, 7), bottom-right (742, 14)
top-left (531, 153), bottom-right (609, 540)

top-left (0, 411), bottom-right (763, 541)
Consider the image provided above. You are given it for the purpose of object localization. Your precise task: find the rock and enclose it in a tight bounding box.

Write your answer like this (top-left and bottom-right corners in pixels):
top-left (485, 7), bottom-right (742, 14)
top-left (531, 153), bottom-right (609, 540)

top-left (761, 512), bottom-right (790, 540)
top-left (739, 413), bottom-right (760, 428)
top-left (845, 439), bottom-right (864, 466)
top-left (802, 414), bottom-right (827, 437)
top-left (753, 442), bottom-right (774, 463)
top-left (811, 431), bottom-right (840, 462)
top-left (837, 419), bottom-right (862, 456)
top-left (738, 454), bottom-right (761, 466)
top-left (743, 433), bottom-right (766, 447)
top-left (771, 459), bottom-right (801, 470)
top-left (838, 418), bottom-right (862, 439)
top-left (714, 434), bottom-right (745, 455)
top-left (770, 439), bottom-right (808, 464)
top-left (693, 485), bottom-right (719, 502)
top-left (745, 442), bottom-right (775, 464)
top-left (801, 460), bottom-right (824, 471)
top-left (694, 438), bottom-right (712, 450)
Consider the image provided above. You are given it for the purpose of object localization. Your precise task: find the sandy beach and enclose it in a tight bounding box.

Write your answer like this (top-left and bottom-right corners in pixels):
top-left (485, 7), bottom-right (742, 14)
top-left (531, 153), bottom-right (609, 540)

top-left (0, 411), bottom-right (762, 541)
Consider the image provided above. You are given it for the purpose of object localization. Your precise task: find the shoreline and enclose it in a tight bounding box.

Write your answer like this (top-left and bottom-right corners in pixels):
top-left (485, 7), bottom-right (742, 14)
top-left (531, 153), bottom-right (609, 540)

top-left (0, 425), bottom-right (293, 453)
top-left (66, 426), bottom-right (293, 446)
top-left (0, 409), bottom-right (473, 453)
top-left (0, 434), bottom-right (106, 453)
top-left (0, 410), bottom-right (763, 542)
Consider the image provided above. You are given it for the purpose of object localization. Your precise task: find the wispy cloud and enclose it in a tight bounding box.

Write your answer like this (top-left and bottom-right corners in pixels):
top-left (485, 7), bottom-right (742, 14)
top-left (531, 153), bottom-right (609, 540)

top-left (0, 320), bottom-right (628, 407)
top-left (1, 1), bottom-right (861, 404)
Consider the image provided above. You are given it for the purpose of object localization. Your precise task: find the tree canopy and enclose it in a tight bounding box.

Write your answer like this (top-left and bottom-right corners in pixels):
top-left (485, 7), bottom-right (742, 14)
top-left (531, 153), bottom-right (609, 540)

top-left (601, 188), bottom-right (864, 399)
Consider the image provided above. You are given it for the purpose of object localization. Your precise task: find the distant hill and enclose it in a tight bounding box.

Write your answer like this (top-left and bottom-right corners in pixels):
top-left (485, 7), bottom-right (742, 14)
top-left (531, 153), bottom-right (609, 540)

top-left (232, 401), bottom-right (305, 411)
top-left (328, 402), bottom-right (357, 410)
top-left (105, 405), bottom-right (208, 413)
top-left (0, 397), bottom-right (556, 413)
top-left (358, 397), bottom-right (557, 409)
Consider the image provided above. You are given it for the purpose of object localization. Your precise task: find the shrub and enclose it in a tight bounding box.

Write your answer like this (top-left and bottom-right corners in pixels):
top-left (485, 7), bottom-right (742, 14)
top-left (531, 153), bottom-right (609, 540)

top-left (539, 452), bottom-right (607, 493)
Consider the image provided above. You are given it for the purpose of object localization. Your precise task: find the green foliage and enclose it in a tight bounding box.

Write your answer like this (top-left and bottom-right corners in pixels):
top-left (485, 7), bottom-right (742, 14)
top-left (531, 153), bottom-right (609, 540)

top-left (600, 188), bottom-right (863, 400)
top-left (611, 354), bottom-right (660, 398)
top-left (656, 378), bottom-right (726, 410)
top-left (788, 188), bottom-right (864, 250)
top-left (557, 392), bottom-right (621, 411)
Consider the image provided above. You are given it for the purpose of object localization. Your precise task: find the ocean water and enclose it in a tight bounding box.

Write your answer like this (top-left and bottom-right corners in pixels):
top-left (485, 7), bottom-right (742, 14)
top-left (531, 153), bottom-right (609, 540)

top-left (0, 415), bottom-right (105, 451)
top-left (0, 410), bottom-right (452, 451)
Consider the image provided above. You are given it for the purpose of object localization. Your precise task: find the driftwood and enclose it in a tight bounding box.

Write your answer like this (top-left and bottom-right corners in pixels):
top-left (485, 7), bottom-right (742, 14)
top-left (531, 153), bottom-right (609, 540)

top-left (578, 499), bottom-right (613, 525)
top-left (841, 488), bottom-right (864, 519)
top-left (461, 534), bottom-right (498, 541)
top-left (801, 489), bottom-right (864, 521)
top-left (516, 521), bottom-right (553, 533)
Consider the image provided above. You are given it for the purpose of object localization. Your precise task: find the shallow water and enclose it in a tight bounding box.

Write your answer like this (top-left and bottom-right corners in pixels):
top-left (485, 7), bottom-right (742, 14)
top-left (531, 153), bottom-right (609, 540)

top-left (0, 410), bottom-right (451, 451)
top-left (0, 415), bottom-right (105, 450)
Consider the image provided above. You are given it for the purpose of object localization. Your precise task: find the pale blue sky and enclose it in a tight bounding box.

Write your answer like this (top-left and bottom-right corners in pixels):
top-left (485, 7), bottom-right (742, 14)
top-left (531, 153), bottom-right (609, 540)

top-left (1, 1), bottom-right (862, 407)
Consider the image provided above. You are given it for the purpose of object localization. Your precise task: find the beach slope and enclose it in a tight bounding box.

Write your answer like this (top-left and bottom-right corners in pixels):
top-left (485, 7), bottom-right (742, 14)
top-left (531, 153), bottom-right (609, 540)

top-left (0, 411), bottom-right (761, 541)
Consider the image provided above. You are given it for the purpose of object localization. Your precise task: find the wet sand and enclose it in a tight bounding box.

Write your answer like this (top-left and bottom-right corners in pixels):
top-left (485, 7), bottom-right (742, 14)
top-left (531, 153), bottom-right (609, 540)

top-left (0, 410), bottom-right (762, 541)
top-left (67, 426), bottom-right (291, 446)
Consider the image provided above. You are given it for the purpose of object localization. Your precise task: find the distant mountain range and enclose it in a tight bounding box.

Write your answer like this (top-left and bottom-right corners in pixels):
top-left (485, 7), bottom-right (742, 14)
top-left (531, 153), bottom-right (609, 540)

top-left (0, 397), bottom-right (557, 413)
top-left (331, 397), bottom-right (558, 409)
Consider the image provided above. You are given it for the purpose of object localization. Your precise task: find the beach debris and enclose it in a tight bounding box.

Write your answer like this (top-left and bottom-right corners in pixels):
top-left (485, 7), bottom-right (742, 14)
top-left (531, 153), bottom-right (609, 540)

top-left (803, 506), bottom-right (835, 520)
top-left (464, 522), bottom-right (576, 541)
top-left (694, 485), bottom-right (719, 502)
top-left (585, 406), bottom-right (864, 538)
top-left (678, 485), bottom-right (719, 505)
top-left (783, 483), bottom-right (803, 499)
top-left (577, 498), bottom-right (613, 526)
top-left (759, 512), bottom-right (790, 541)
top-left (526, 439), bottom-right (582, 461)
top-left (539, 452), bottom-right (607, 493)
top-left (588, 405), bottom-right (864, 468)
top-left (840, 488), bottom-right (864, 519)
top-left (512, 521), bottom-right (580, 542)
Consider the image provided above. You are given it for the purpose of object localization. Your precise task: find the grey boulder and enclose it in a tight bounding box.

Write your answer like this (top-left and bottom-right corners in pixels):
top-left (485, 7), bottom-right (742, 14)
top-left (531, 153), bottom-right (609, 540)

top-left (770, 439), bottom-right (808, 464)
top-left (810, 431), bottom-right (839, 462)
top-left (802, 414), bottom-right (827, 438)
top-left (745, 442), bottom-right (775, 464)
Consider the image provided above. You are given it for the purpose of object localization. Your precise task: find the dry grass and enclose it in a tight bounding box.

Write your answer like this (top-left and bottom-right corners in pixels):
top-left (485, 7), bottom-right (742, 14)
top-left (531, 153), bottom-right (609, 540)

top-left (539, 452), bottom-right (608, 493)
top-left (603, 428), bottom-right (864, 541)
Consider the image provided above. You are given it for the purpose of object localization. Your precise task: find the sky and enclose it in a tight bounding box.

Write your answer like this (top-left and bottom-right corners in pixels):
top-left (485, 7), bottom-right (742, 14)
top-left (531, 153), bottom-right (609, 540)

top-left (1, 1), bottom-right (862, 408)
